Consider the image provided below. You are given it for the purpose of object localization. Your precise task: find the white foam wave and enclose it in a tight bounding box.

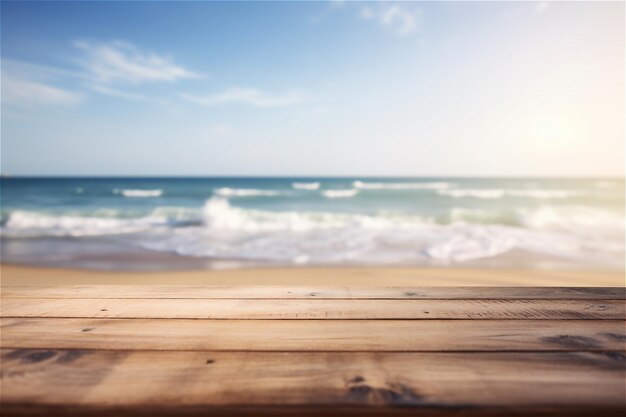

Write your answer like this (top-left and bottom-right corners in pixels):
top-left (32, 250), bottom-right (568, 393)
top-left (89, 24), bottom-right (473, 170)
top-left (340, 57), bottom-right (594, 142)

top-left (214, 187), bottom-right (282, 197)
top-left (201, 197), bottom-right (426, 232)
top-left (438, 189), bottom-right (583, 199)
top-left (1, 211), bottom-right (170, 237)
top-left (133, 199), bottom-right (622, 265)
top-left (518, 205), bottom-right (624, 234)
top-left (3, 200), bottom-right (622, 267)
top-left (322, 189), bottom-right (359, 198)
top-left (292, 182), bottom-right (320, 190)
top-left (353, 180), bottom-right (452, 190)
top-left (115, 189), bottom-right (163, 198)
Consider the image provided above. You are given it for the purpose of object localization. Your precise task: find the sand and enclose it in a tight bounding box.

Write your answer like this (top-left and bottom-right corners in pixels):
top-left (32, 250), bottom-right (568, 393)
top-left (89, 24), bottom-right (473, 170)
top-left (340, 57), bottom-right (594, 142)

top-left (1, 264), bottom-right (623, 287)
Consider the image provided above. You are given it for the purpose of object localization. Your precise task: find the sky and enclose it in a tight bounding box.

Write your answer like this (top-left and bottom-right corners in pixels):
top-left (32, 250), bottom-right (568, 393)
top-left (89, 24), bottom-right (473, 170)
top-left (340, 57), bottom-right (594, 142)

top-left (1, 0), bottom-right (624, 177)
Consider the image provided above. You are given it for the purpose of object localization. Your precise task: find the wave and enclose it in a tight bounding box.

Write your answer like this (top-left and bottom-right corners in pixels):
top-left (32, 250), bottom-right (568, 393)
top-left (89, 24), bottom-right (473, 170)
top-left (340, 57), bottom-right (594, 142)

top-left (322, 189), bottom-right (359, 198)
top-left (2, 200), bottom-right (623, 266)
top-left (352, 181), bottom-right (452, 190)
top-left (201, 197), bottom-right (433, 232)
top-left (292, 182), bottom-right (320, 190)
top-left (438, 189), bottom-right (584, 199)
top-left (353, 180), bottom-right (452, 190)
top-left (4, 202), bottom-right (621, 236)
top-left (214, 187), bottom-right (283, 197)
top-left (0, 210), bottom-right (170, 237)
top-left (115, 189), bottom-right (163, 198)
top-left (156, 199), bottom-right (624, 264)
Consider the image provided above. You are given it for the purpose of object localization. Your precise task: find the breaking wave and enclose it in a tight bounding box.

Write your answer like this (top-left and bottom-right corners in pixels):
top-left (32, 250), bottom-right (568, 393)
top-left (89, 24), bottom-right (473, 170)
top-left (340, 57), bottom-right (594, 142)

top-left (322, 189), bottom-right (359, 198)
top-left (214, 188), bottom-right (283, 197)
top-left (115, 189), bottom-right (163, 198)
top-left (292, 182), bottom-right (320, 190)
top-left (438, 189), bottom-right (584, 199)
top-left (354, 181), bottom-right (452, 190)
top-left (1, 211), bottom-right (170, 237)
top-left (2, 198), bottom-right (622, 266)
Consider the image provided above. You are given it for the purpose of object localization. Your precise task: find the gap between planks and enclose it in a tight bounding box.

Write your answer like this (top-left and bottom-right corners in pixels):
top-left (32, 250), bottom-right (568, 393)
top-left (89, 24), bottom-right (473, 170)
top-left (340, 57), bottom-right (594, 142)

top-left (2, 298), bottom-right (624, 320)
top-left (2, 286), bottom-right (624, 300)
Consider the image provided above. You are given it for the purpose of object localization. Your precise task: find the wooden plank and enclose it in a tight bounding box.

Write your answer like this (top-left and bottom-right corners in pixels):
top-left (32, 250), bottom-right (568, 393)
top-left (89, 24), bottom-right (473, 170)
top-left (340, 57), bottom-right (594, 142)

top-left (1, 350), bottom-right (624, 414)
top-left (2, 298), bottom-right (624, 320)
top-left (2, 318), bottom-right (624, 351)
top-left (2, 286), bottom-right (624, 299)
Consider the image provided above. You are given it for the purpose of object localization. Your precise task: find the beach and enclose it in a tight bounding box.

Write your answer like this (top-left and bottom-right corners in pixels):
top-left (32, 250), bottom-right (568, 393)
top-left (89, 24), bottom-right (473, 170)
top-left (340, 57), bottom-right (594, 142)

top-left (2, 264), bottom-right (623, 286)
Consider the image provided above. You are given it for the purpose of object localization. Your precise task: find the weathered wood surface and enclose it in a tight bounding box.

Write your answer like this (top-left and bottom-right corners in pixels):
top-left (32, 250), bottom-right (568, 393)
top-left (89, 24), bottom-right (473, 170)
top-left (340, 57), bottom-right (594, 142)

top-left (2, 285), bottom-right (625, 299)
top-left (1, 286), bottom-right (624, 417)
top-left (2, 350), bottom-right (624, 407)
top-left (2, 318), bottom-right (624, 351)
top-left (2, 298), bottom-right (624, 319)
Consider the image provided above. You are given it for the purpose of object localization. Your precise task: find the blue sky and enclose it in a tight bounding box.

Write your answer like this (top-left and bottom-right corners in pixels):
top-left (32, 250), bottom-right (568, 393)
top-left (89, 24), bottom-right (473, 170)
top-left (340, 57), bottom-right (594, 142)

top-left (1, 1), bottom-right (624, 176)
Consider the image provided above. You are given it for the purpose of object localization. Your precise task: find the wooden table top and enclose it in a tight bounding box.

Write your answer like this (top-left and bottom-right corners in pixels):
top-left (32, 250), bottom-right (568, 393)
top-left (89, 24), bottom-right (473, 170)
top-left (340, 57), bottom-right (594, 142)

top-left (1, 286), bottom-right (625, 416)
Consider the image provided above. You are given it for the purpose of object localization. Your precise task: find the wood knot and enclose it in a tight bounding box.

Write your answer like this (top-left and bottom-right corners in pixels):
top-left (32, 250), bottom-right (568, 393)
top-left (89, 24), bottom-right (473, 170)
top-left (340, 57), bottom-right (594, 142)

top-left (348, 375), bottom-right (365, 384)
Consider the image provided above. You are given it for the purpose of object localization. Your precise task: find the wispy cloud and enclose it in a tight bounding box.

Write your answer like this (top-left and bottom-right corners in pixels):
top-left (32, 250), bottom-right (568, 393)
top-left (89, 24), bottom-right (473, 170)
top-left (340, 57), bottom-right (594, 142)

top-left (89, 84), bottom-right (148, 101)
top-left (74, 40), bottom-right (200, 84)
top-left (358, 2), bottom-right (423, 36)
top-left (182, 87), bottom-right (304, 108)
top-left (3, 75), bottom-right (82, 106)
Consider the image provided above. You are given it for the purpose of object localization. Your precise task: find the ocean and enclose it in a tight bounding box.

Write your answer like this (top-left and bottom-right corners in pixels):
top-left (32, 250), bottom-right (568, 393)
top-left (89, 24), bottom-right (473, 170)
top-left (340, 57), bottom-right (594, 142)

top-left (1, 177), bottom-right (623, 270)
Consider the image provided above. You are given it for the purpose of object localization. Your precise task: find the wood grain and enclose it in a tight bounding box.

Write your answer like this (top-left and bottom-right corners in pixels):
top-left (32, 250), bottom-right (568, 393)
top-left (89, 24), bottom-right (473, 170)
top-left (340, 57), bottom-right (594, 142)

top-left (2, 318), bottom-right (624, 351)
top-left (2, 286), bottom-right (624, 300)
top-left (2, 285), bottom-right (624, 416)
top-left (1, 350), bottom-right (624, 412)
top-left (2, 298), bottom-right (624, 320)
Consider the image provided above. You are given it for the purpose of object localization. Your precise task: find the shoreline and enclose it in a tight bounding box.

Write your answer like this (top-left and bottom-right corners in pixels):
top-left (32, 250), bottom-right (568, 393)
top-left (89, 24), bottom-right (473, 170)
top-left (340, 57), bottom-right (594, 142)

top-left (1, 263), bottom-right (624, 286)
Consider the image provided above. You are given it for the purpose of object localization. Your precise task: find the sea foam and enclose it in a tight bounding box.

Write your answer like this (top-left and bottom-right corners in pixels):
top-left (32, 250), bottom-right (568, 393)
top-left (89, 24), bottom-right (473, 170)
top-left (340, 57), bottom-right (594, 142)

top-left (137, 198), bottom-right (623, 266)
top-left (1, 210), bottom-right (168, 237)
top-left (2, 196), bottom-right (623, 268)
top-left (354, 181), bottom-right (452, 190)
top-left (292, 182), bottom-right (320, 190)
top-left (115, 189), bottom-right (163, 198)
top-left (322, 189), bottom-right (359, 198)
top-left (214, 188), bottom-right (282, 197)
top-left (438, 189), bottom-right (583, 199)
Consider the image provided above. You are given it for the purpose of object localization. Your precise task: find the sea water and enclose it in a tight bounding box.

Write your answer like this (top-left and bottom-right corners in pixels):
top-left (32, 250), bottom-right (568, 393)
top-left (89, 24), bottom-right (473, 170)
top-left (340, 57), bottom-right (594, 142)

top-left (1, 177), bottom-right (623, 270)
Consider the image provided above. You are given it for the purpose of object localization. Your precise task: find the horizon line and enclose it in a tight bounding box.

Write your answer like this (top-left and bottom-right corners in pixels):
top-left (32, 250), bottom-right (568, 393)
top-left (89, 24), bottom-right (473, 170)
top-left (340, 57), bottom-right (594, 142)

top-left (2, 174), bottom-right (624, 180)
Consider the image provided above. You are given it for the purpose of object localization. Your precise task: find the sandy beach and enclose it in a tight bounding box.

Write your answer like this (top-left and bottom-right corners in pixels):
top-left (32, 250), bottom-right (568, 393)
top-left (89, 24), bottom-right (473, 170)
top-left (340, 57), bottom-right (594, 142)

top-left (1, 264), bottom-right (623, 287)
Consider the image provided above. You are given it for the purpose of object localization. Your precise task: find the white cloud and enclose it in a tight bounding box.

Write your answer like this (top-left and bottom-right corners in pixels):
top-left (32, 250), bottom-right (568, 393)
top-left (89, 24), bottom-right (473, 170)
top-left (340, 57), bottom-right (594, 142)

top-left (182, 87), bottom-right (304, 108)
top-left (90, 84), bottom-right (147, 101)
top-left (3, 75), bottom-right (82, 106)
top-left (359, 2), bottom-right (423, 36)
top-left (74, 40), bottom-right (200, 84)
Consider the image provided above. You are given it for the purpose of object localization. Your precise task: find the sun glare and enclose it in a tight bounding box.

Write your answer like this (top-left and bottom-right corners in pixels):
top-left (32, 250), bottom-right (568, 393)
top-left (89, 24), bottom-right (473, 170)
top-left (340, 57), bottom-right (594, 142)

top-left (528, 115), bottom-right (586, 152)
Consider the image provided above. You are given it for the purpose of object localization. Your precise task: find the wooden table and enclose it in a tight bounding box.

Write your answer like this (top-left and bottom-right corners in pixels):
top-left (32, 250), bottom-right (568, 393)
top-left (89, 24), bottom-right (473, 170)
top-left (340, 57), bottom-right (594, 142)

top-left (1, 286), bottom-right (625, 416)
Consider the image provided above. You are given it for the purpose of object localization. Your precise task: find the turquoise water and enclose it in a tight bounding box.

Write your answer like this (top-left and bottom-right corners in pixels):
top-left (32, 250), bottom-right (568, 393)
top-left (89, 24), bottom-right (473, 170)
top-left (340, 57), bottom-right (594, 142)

top-left (1, 177), bottom-right (624, 270)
